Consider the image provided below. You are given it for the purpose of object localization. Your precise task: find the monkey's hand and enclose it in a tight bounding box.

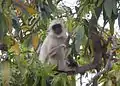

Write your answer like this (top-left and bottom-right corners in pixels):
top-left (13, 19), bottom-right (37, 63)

top-left (48, 44), bottom-right (66, 58)
top-left (49, 50), bottom-right (56, 57)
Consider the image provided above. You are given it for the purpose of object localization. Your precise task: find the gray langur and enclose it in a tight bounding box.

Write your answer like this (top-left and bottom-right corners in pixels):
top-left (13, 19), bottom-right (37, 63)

top-left (39, 19), bottom-right (75, 72)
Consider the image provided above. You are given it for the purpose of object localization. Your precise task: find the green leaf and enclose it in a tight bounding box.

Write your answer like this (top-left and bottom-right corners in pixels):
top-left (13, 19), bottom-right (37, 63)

top-left (23, 35), bottom-right (32, 48)
top-left (44, 3), bottom-right (52, 17)
top-left (0, 12), bottom-right (8, 40)
top-left (83, 19), bottom-right (89, 37)
top-left (75, 25), bottom-right (84, 52)
top-left (66, 17), bottom-right (74, 32)
top-left (109, 19), bottom-right (115, 35)
top-left (40, 3), bottom-right (51, 20)
top-left (2, 0), bottom-right (12, 9)
top-left (112, 0), bottom-right (117, 15)
top-left (10, 41), bottom-right (20, 55)
top-left (97, 0), bottom-right (103, 7)
top-left (106, 80), bottom-right (112, 86)
top-left (2, 61), bottom-right (10, 86)
top-left (104, 0), bottom-right (113, 18)
top-left (3, 35), bottom-right (15, 48)
top-left (103, 7), bottom-right (108, 26)
top-left (47, 0), bottom-right (56, 12)
top-left (5, 15), bottom-right (12, 33)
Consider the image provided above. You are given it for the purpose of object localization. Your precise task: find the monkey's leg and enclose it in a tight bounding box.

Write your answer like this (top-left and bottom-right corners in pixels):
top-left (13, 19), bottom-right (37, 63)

top-left (57, 58), bottom-right (76, 72)
top-left (57, 47), bottom-right (75, 72)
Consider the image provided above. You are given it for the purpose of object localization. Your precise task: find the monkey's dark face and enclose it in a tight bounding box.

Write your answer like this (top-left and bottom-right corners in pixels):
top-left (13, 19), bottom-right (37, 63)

top-left (52, 24), bottom-right (62, 35)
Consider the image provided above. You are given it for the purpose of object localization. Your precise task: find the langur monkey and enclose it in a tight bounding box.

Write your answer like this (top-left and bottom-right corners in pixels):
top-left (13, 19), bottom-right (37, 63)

top-left (39, 19), bottom-right (75, 72)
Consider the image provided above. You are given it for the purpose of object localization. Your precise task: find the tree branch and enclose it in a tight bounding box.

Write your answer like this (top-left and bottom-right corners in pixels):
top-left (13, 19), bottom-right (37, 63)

top-left (75, 5), bottom-right (102, 73)
top-left (86, 36), bottom-right (118, 85)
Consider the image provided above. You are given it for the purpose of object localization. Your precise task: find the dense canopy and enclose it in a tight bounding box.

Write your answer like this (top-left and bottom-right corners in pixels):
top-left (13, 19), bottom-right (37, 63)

top-left (0, 0), bottom-right (120, 86)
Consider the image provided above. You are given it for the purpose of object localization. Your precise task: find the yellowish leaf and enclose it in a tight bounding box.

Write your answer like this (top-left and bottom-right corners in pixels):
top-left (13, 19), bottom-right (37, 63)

top-left (13, 0), bottom-right (37, 15)
top-left (26, 7), bottom-right (37, 15)
top-left (16, 7), bottom-right (22, 16)
top-left (32, 34), bottom-right (39, 49)
top-left (4, 15), bottom-right (12, 33)
top-left (10, 42), bottom-right (20, 55)
top-left (21, 25), bottom-right (30, 31)
top-left (116, 49), bottom-right (120, 54)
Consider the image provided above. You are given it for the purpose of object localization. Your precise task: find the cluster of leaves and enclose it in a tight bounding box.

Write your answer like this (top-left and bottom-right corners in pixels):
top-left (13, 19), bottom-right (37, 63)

top-left (0, 49), bottom-right (75, 86)
top-left (0, 0), bottom-right (120, 86)
top-left (0, 0), bottom-right (77, 85)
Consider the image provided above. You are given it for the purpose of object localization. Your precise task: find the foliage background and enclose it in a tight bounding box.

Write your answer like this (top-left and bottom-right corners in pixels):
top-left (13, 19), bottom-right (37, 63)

top-left (0, 0), bottom-right (120, 86)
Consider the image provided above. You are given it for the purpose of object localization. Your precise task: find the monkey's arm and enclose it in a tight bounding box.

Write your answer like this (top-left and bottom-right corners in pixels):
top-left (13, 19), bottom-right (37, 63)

top-left (48, 44), bottom-right (66, 57)
top-left (48, 44), bottom-right (75, 72)
top-left (39, 38), bottom-right (48, 63)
